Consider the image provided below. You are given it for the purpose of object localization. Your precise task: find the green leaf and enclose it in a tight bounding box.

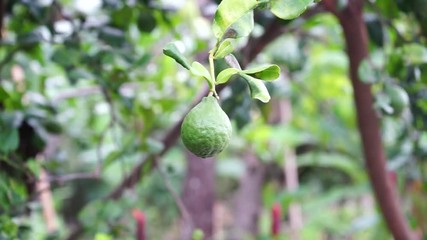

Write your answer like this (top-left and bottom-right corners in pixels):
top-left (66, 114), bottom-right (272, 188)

top-left (0, 87), bottom-right (9, 102)
top-left (212, 0), bottom-right (258, 40)
top-left (224, 54), bottom-right (242, 70)
top-left (270, 0), bottom-right (312, 20)
top-left (214, 39), bottom-right (234, 59)
top-left (240, 73), bottom-right (271, 103)
top-left (242, 64), bottom-right (280, 81)
top-left (0, 127), bottom-right (19, 153)
top-left (358, 59), bottom-right (380, 84)
top-left (191, 61), bottom-right (214, 88)
top-left (94, 233), bottom-right (113, 240)
top-left (98, 27), bottom-right (126, 47)
top-left (52, 47), bottom-right (81, 67)
top-left (402, 43), bottom-right (427, 64)
top-left (216, 68), bottom-right (239, 84)
top-left (222, 11), bottom-right (254, 39)
top-left (375, 93), bottom-right (393, 114)
top-left (163, 42), bottom-right (191, 70)
top-left (40, 118), bottom-right (62, 134)
top-left (17, 28), bottom-right (45, 45)
top-left (111, 5), bottom-right (135, 29)
top-left (26, 159), bottom-right (42, 178)
top-left (103, 150), bottom-right (122, 170)
top-left (137, 9), bottom-right (157, 33)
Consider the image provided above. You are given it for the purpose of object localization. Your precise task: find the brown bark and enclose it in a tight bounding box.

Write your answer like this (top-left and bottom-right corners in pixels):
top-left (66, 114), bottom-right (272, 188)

top-left (231, 151), bottom-right (266, 239)
top-left (278, 100), bottom-right (302, 239)
top-left (36, 167), bottom-right (58, 233)
top-left (324, 0), bottom-right (414, 239)
top-left (181, 152), bottom-right (216, 240)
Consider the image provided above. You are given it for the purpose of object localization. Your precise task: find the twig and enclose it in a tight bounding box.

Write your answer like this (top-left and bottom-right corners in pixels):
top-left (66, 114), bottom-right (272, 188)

top-left (52, 86), bottom-right (101, 101)
top-left (95, 125), bottom-right (108, 176)
top-left (154, 156), bottom-right (194, 228)
top-left (106, 86), bottom-right (209, 199)
top-left (244, 5), bottom-right (324, 66)
top-left (35, 155), bottom-right (58, 234)
top-left (327, 1), bottom-right (416, 239)
top-left (48, 172), bottom-right (99, 183)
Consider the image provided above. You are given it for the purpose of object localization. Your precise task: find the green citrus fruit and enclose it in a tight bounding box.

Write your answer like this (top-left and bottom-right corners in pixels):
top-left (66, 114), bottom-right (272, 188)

top-left (385, 84), bottom-right (409, 116)
top-left (181, 96), bottom-right (232, 158)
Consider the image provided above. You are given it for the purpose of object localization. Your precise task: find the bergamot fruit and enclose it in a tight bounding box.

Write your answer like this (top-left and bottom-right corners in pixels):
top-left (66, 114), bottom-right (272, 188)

top-left (181, 96), bottom-right (232, 158)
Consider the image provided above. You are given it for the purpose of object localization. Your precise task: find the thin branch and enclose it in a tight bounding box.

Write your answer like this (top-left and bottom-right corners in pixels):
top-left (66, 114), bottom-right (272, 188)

top-left (48, 172), bottom-right (99, 184)
top-left (52, 86), bottom-right (101, 101)
top-left (321, 0), bottom-right (339, 15)
top-left (327, 1), bottom-right (416, 239)
top-left (36, 169), bottom-right (59, 233)
top-left (154, 156), bottom-right (194, 228)
top-left (244, 5), bottom-right (324, 66)
top-left (106, 86), bottom-right (208, 199)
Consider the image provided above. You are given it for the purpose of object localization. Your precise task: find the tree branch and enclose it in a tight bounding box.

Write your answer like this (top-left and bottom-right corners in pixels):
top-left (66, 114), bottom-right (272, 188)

top-left (324, 1), bottom-right (416, 239)
top-left (244, 5), bottom-right (323, 66)
top-left (154, 156), bottom-right (194, 230)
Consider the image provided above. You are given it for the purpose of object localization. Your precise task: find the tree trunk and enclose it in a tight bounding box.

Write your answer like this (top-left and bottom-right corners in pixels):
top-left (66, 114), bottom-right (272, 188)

top-left (231, 151), bottom-right (266, 239)
top-left (327, 1), bottom-right (415, 239)
top-left (269, 98), bottom-right (302, 238)
top-left (279, 100), bottom-right (302, 239)
top-left (181, 152), bottom-right (216, 240)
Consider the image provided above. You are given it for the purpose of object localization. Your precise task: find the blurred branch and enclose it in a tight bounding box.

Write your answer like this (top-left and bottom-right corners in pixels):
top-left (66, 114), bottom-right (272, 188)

top-left (231, 150), bottom-right (265, 238)
top-left (181, 152), bottom-right (215, 239)
top-left (154, 156), bottom-right (194, 230)
top-left (52, 83), bottom-right (139, 102)
top-left (106, 87), bottom-right (207, 199)
top-left (36, 167), bottom-right (59, 233)
top-left (52, 86), bottom-right (101, 101)
top-left (47, 172), bottom-right (99, 183)
top-left (321, 0), bottom-right (338, 15)
top-left (243, 5), bottom-right (324, 66)
top-left (274, 99), bottom-right (302, 238)
top-left (35, 138), bottom-right (61, 234)
top-left (325, 1), bottom-right (416, 239)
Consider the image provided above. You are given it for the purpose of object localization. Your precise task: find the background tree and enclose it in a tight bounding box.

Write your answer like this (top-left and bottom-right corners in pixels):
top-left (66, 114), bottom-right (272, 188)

top-left (0, 0), bottom-right (426, 240)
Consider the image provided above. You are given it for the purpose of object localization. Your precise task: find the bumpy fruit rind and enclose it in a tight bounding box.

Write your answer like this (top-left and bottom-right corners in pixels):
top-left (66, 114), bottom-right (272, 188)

top-left (181, 96), bottom-right (232, 158)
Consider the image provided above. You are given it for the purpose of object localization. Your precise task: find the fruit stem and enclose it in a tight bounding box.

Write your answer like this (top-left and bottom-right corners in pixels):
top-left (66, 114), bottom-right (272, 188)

top-left (208, 50), bottom-right (219, 99)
